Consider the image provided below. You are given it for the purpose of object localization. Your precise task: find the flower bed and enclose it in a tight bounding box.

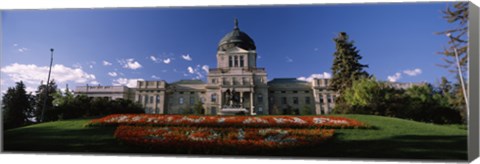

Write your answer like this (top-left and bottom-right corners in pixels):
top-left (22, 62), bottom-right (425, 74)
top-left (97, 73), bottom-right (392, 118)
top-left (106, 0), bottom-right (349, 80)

top-left (87, 114), bottom-right (369, 129)
top-left (114, 125), bottom-right (335, 152)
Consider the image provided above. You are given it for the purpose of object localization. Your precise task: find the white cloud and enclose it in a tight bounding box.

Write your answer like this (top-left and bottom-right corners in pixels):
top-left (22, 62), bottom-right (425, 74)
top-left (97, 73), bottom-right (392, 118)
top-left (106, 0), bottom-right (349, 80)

top-left (257, 56), bottom-right (262, 59)
top-left (150, 56), bottom-right (158, 62)
top-left (25, 86), bottom-right (37, 94)
top-left (182, 54), bottom-right (192, 61)
top-left (102, 60), bottom-right (112, 66)
top-left (387, 72), bottom-right (402, 82)
top-left (1, 63), bottom-right (96, 85)
top-left (108, 72), bottom-right (118, 77)
top-left (13, 44), bottom-right (18, 47)
top-left (285, 56), bottom-right (293, 62)
top-left (314, 48), bottom-right (319, 51)
top-left (118, 58), bottom-right (142, 70)
top-left (112, 78), bottom-right (143, 88)
top-left (151, 75), bottom-right (160, 79)
top-left (72, 63), bottom-right (82, 69)
top-left (201, 65), bottom-right (209, 73)
top-left (187, 66), bottom-right (195, 74)
top-left (89, 65), bottom-right (93, 69)
top-left (297, 72), bottom-right (332, 82)
top-left (163, 58), bottom-right (171, 64)
top-left (90, 81), bottom-right (99, 85)
top-left (403, 68), bottom-right (422, 76)
top-left (18, 47), bottom-right (28, 53)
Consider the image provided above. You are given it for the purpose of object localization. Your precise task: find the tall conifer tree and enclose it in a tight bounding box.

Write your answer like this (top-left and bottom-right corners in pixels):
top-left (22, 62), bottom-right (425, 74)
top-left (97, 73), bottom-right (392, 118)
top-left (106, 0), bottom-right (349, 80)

top-left (330, 32), bottom-right (369, 94)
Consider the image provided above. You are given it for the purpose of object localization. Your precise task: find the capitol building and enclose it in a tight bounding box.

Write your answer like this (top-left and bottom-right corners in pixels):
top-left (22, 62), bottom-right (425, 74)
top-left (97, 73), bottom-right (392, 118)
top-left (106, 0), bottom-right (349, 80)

top-left (76, 19), bottom-right (338, 115)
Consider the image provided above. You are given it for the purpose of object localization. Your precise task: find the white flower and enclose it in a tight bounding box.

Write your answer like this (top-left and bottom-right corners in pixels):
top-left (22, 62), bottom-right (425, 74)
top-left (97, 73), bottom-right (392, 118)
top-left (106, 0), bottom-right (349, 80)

top-left (313, 117), bottom-right (330, 124)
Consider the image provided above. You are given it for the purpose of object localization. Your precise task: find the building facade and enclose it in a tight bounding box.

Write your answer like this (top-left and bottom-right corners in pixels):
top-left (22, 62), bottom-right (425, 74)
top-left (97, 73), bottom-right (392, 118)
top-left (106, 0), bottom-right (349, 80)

top-left (75, 85), bottom-right (135, 100)
top-left (75, 19), bottom-right (338, 115)
top-left (132, 19), bottom-right (339, 115)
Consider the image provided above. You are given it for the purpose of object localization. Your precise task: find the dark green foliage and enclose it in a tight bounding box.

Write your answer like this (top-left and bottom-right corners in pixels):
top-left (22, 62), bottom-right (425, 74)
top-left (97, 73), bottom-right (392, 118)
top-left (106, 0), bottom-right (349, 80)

top-left (2, 81), bottom-right (34, 129)
top-left (49, 89), bottom-right (144, 121)
top-left (338, 77), bottom-right (462, 124)
top-left (330, 32), bottom-right (369, 94)
top-left (300, 105), bottom-right (313, 115)
top-left (193, 101), bottom-right (205, 115)
top-left (33, 80), bottom-right (58, 122)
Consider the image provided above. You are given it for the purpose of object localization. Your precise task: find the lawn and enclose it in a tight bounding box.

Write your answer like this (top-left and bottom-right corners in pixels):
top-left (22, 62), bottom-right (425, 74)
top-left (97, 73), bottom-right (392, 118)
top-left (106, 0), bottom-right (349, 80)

top-left (3, 114), bottom-right (467, 161)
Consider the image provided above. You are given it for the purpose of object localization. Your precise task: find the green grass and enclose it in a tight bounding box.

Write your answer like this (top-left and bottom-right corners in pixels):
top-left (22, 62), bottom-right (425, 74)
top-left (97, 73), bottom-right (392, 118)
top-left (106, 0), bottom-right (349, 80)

top-left (3, 114), bottom-right (467, 160)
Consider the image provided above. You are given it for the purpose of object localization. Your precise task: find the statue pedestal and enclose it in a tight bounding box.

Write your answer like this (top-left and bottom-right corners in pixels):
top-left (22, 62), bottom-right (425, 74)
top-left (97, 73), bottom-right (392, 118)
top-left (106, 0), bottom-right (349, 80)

top-left (219, 107), bottom-right (249, 115)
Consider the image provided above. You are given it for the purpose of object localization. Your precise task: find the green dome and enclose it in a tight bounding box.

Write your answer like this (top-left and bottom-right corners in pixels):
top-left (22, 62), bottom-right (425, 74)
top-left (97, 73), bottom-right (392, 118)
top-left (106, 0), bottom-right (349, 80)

top-left (218, 19), bottom-right (256, 51)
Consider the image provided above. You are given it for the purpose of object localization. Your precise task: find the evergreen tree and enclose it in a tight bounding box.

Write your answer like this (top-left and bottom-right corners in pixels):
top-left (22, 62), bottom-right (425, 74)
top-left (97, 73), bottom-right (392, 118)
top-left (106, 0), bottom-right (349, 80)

top-left (34, 80), bottom-right (58, 122)
top-left (436, 2), bottom-right (468, 122)
top-left (437, 2), bottom-right (468, 75)
top-left (330, 32), bottom-right (369, 94)
top-left (2, 81), bottom-right (34, 129)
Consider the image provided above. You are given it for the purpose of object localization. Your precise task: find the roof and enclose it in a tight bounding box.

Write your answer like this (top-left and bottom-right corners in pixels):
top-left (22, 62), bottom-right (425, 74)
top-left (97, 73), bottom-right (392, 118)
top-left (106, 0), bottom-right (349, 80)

top-left (218, 19), bottom-right (256, 51)
top-left (268, 78), bottom-right (309, 84)
top-left (170, 79), bottom-right (205, 85)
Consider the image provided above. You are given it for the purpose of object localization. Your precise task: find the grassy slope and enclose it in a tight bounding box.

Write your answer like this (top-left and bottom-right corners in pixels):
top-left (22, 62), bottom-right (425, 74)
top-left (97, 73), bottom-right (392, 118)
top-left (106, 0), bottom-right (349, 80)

top-left (3, 115), bottom-right (467, 160)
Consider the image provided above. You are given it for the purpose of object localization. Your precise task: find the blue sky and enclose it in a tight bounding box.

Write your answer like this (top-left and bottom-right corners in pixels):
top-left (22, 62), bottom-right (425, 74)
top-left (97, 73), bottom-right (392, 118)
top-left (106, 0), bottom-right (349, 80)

top-left (1, 2), bottom-right (459, 93)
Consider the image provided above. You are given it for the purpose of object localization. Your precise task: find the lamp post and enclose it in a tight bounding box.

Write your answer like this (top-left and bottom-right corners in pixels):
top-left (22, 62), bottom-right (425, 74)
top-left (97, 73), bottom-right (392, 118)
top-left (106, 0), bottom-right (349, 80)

top-left (446, 33), bottom-right (469, 115)
top-left (40, 48), bottom-right (54, 122)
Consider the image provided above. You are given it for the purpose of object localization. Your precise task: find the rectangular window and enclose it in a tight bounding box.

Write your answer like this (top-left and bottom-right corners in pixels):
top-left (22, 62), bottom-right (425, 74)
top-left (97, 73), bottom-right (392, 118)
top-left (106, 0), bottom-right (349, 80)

top-left (211, 78), bottom-right (216, 84)
top-left (211, 107), bottom-right (217, 115)
top-left (270, 91), bottom-right (274, 94)
top-left (257, 94), bottom-right (263, 103)
top-left (190, 97), bottom-right (195, 104)
top-left (179, 97), bottom-right (184, 104)
top-left (190, 92), bottom-right (195, 94)
top-left (240, 56), bottom-right (244, 67)
top-left (305, 90), bottom-right (310, 93)
top-left (229, 56), bottom-right (233, 67)
top-left (179, 92), bottom-right (184, 94)
top-left (305, 97), bottom-right (311, 104)
top-left (327, 94), bottom-right (332, 103)
top-left (293, 97), bottom-right (298, 105)
top-left (281, 91), bottom-right (286, 94)
top-left (234, 56), bottom-right (238, 67)
top-left (144, 95), bottom-right (148, 105)
top-left (150, 96), bottom-right (154, 104)
top-left (137, 95), bottom-right (141, 103)
top-left (211, 94), bottom-right (217, 103)
top-left (156, 95), bottom-right (160, 103)
top-left (282, 97), bottom-right (287, 105)
top-left (293, 91), bottom-right (298, 94)
top-left (320, 97), bottom-right (324, 104)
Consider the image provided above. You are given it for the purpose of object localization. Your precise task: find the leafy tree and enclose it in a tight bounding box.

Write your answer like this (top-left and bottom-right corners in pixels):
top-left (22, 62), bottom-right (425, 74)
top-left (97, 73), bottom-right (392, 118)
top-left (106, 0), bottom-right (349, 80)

top-left (330, 32), bottom-right (369, 94)
top-left (34, 80), bottom-right (58, 122)
top-left (341, 77), bottom-right (384, 114)
top-left (193, 101), bottom-right (205, 115)
top-left (300, 105), bottom-right (313, 115)
top-left (2, 81), bottom-right (34, 129)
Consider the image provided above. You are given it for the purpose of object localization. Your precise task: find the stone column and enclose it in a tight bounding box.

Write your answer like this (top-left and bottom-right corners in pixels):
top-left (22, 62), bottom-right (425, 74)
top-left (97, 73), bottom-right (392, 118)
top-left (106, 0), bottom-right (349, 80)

top-left (218, 90), bottom-right (223, 109)
top-left (250, 91), bottom-right (254, 115)
top-left (240, 92), bottom-right (244, 108)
